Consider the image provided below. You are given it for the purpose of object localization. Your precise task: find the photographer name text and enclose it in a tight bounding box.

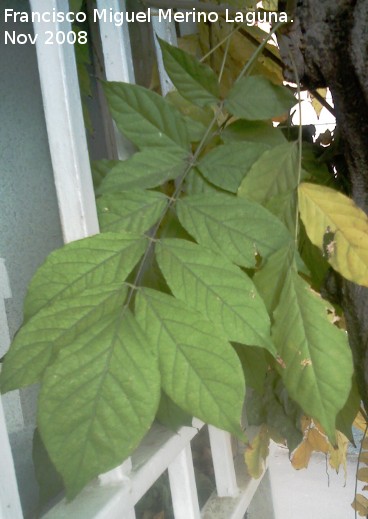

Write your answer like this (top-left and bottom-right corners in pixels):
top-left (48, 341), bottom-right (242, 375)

top-left (3, 7), bottom-right (289, 45)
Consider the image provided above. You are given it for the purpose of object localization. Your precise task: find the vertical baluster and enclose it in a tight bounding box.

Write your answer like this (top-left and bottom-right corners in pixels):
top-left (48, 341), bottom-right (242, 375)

top-left (30, 0), bottom-right (99, 242)
top-left (151, 11), bottom-right (177, 95)
top-left (168, 444), bottom-right (201, 519)
top-left (208, 426), bottom-right (239, 497)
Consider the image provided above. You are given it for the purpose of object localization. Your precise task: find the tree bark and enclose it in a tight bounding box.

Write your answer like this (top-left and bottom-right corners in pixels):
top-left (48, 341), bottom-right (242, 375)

top-left (278, 0), bottom-right (368, 413)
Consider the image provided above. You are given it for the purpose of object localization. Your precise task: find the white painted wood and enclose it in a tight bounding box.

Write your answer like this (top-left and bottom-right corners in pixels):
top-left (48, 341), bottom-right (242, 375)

top-left (151, 11), bottom-right (177, 95)
top-left (201, 444), bottom-right (268, 519)
top-left (208, 426), bottom-right (238, 497)
top-left (0, 388), bottom-right (23, 519)
top-left (30, 0), bottom-right (99, 243)
top-left (168, 444), bottom-right (201, 519)
top-left (95, 0), bottom-right (135, 83)
top-left (0, 259), bottom-right (23, 519)
top-left (95, 0), bottom-right (136, 160)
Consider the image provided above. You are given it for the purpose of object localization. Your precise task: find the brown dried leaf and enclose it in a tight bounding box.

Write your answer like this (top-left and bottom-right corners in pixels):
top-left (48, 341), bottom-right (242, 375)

top-left (358, 467), bottom-right (368, 483)
top-left (291, 439), bottom-right (313, 470)
top-left (352, 494), bottom-right (368, 516)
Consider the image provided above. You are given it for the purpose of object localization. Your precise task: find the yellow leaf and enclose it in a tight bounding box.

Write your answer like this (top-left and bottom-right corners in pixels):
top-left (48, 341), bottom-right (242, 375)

top-left (307, 427), bottom-right (330, 453)
top-left (291, 439), bottom-right (313, 469)
top-left (360, 452), bottom-right (368, 465)
top-left (362, 437), bottom-right (368, 450)
top-left (299, 183), bottom-right (368, 287)
top-left (311, 88), bottom-right (327, 118)
top-left (358, 467), bottom-right (368, 483)
top-left (244, 426), bottom-right (270, 479)
top-left (353, 411), bottom-right (367, 432)
top-left (352, 494), bottom-right (368, 516)
top-left (329, 431), bottom-right (349, 477)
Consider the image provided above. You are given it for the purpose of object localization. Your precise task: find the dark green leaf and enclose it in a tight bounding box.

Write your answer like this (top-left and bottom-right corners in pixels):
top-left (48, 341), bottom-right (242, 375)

top-left (225, 76), bottom-right (295, 120)
top-left (97, 150), bottom-right (186, 194)
top-left (222, 120), bottom-right (286, 146)
top-left (97, 191), bottom-right (168, 234)
top-left (198, 142), bottom-right (269, 193)
top-left (272, 269), bottom-right (354, 439)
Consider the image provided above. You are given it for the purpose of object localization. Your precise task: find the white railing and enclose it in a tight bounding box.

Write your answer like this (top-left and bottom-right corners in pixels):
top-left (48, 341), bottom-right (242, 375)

top-left (1, 2), bottom-right (269, 517)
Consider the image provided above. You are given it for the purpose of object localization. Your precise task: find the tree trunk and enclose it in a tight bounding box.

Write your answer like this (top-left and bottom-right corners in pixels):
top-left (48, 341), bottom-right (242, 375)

top-left (278, 0), bottom-right (368, 413)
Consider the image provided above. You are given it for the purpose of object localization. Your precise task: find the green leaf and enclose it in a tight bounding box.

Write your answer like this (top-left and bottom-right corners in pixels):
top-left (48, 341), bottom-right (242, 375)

top-left (272, 269), bottom-right (353, 439)
top-left (97, 150), bottom-right (186, 194)
top-left (97, 191), bottom-right (168, 234)
top-left (177, 193), bottom-right (292, 267)
top-left (238, 143), bottom-right (299, 203)
top-left (156, 391), bottom-right (192, 430)
top-left (225, 76), bottom-right (295, 120)
top-left (158, 37), bottom-right (220, 107)
top-left (253, 245), bottom-right (294, 313)
top-left (233, 344), bottom-right (268, 394)
top-left (38, 310), bottom-right (160, 498)
top-left (299, 183), bottom-right (368, 287)
top-left (222, 120), bottom-right (286, 146)
top-left (156, 239), bottom-right (275, 353)
top-left (336, 377), bottom-right (360, 442)
top-left (103, 81), bottom-right (190, 153)
top-left (33, 429), bottom-right (64, 509)
top-left (91, 159), bottom-right (118, 189)
top-left (135, 289), bottom-right (245, 437)
top-left (0, 285), bottom-right (126, 391)
top-left (23, 232), bottom-right (146, 320)
top-left (198, 142), bottom-right (269, 193)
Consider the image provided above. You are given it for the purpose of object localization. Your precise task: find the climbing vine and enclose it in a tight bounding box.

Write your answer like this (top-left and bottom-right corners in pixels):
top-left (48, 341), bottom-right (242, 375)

top-left (0, 4), bottom-right (363, 503)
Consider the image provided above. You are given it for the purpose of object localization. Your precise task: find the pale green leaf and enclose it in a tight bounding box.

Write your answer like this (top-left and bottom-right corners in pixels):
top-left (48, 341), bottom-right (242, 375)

top-left (156, 239), bottom-right (275, 353)
top-left (38, 310), bottom-right (160, 498)
top-left (135, 288), bottom-right (245, 437)
top-left (97, 150), bottom-right (186, 194)
top-left (97, 191), bottom-right (168, 234)
top-left (23, 232), bottom-right (146, 320)
top-left (198, 142), bottom-right (269, 193)
top-left (272, 269), bottom-right (353, 439)
top-left (238, 143), bottom-right (299, 203)
top-left (225, 76), bottom-right (295, 120)
top-left (177, 193), bottom-right (292, 267)
top-left (103, 81), bottom-right (190, 153)
top-left (159, 37), bottom-right (220, 107)
top-left (0, 285), bottom-right (126, 391)
top-left (299, 183), bottom-right (368, 286)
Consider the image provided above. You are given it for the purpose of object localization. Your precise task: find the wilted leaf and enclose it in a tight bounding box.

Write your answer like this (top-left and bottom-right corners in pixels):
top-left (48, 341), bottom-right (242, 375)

top-left (245, 426), bottom-right (270, 478)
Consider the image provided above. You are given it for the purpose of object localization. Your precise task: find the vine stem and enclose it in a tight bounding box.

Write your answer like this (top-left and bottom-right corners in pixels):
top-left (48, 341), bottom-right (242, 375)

top-left (123, 110), bottom-right (220, 310)
top-left (287, 50), bottom-right (303, 247)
